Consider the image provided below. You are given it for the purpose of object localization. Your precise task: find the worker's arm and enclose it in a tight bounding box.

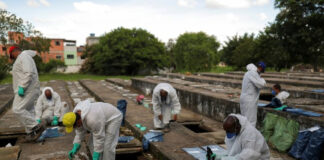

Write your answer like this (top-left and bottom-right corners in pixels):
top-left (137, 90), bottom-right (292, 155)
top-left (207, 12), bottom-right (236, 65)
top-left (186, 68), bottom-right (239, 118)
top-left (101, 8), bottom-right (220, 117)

top-left (248, 72), bottom-right (266, 89)
top-left (53, 93), bottom-right (62, 117)
top-left (73, 127), bottom-right (86, 144)
top-left (170, 92), bottom-right (181, 114)
top-left (152, 93), bottom-right (161, 115)
top-left (35, 96), bottom-right (43, 120)
top-left (19, 54), bottom-right (36, 90)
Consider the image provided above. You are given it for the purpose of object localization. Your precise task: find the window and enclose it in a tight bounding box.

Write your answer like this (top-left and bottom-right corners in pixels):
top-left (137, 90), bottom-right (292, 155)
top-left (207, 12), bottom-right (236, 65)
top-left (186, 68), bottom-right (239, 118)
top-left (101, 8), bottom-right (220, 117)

top-left (56, 55), bottom-right (62, 60)
top-left (55, 41), bottom-right (60, 46)
top-left (67, 54), bottom-right (74, 59)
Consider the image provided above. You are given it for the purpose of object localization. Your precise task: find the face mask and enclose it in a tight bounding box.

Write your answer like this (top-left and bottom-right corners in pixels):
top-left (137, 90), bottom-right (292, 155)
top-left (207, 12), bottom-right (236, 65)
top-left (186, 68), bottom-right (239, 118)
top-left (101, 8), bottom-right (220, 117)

top-left (226, 132), bottom-right (236, 139)
top-left (46, 95), bottom-right (52, 100)
top-left (271, 90), bottom-right (276, 96)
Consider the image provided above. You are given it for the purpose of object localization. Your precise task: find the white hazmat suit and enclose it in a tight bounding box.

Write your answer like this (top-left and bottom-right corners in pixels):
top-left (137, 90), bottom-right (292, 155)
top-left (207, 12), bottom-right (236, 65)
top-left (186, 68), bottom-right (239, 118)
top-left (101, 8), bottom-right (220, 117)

top-left (276, 91), bottom-right (290, 105)
top-left (224, 114), bottom-right (270, 160)
top-left (35, 87), bottom-right (66, 123)
top-left (240, 64), bottom-right (266, 127)
top-left (152, 83), bottom-right (181, 128)
top-left (73, 100), bottom-right (122, 160)
top-left (12, 50), bottom-right (40, 133)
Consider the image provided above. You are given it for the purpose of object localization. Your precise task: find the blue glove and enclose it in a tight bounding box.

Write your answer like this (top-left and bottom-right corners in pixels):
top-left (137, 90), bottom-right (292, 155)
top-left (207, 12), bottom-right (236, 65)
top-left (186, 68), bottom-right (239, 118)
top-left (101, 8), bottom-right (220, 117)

top-left (68, 143), bottom-right (81, 159)
top-left (92, 152), bottom-right (101, 160)
top-left (36, 119), bottom-right (41, 124)
top-left (18, 86), bottom-right (24, 96)
top-left (51, 116), bottom-right (58, 126)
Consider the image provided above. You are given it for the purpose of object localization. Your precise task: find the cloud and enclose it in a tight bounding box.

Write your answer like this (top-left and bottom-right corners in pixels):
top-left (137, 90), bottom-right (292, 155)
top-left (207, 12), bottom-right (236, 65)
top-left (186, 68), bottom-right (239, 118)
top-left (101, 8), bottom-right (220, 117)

top-left (206, 0), bottom-right (270, 9)
top-left (0, 1), bottom-right (7, 9)
top-left (178, 0), bottom-right (197, 8)
top-left (259, 12), bottom-right (267, 20)
top-left (39, 0), bottom-right (50, 7)
top-left (74, 1), bottom-right (110, 13)
top-left (32, 1), bottom-right (269, 46)
top-left (27, 0), bottom-right (40, 7)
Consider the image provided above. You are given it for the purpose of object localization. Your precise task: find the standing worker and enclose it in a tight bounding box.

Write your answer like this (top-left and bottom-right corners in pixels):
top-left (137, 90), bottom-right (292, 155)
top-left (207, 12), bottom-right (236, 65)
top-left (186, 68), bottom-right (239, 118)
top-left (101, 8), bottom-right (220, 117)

top-left (222, 114), bottom-right (270, 159)
top-left (63, 100), bottom-right (122, 160)
top-left (152, 83), bottom-right (181, 132)
top-left (9, 46), bottom-right (45, 141)
top-left (240, 62), bottom-right (266, 127)
top-left (35, 87), bottom-right (66, 126)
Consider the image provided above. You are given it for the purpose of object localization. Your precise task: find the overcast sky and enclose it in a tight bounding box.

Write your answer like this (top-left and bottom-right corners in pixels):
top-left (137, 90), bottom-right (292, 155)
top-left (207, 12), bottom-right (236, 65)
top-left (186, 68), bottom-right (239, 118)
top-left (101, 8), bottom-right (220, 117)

top-left (0, 0), bottom-right (278, 45)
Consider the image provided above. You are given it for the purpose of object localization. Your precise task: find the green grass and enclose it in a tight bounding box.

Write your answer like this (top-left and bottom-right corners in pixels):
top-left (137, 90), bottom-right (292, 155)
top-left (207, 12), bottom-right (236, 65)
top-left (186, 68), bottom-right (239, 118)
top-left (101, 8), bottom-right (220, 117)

top-left (0, 73), bottom-right (141, 85)
top-left (210, 66), bottom-right (235, 73)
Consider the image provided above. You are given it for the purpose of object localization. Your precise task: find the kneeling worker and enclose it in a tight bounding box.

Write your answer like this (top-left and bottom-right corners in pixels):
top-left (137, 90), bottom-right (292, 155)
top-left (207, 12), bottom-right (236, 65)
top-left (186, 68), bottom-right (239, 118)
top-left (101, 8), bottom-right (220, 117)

top-left (223, 114), bottom-right (270, 160)
top-left (152, 83), bottom-right (181, 132)
top-left (35, 87), bottom-right (65, 125)
top-left (63, 100), bottom-right (122, 160)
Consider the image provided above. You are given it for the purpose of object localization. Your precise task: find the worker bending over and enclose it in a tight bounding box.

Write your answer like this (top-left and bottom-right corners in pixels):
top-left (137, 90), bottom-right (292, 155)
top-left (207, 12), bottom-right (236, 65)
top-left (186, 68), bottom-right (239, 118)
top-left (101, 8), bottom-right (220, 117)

top-left (240, 62), bottom-right (266, 127)
top-left (152, 83), bottom-right (181, 132)
top-left (223, 114), bottom-right (270, 160)
top-left (63, 100), bottom-right (122, 160)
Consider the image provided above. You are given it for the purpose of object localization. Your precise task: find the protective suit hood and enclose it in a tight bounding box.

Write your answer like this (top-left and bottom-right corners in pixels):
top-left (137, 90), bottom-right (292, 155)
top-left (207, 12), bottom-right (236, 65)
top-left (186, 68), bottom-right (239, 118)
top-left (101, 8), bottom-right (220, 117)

top-left (229, 114), bottom-right (249, 134)
top-left (74, 100), bottom-right (91, 121)
top-left (42, 87), bottom-right (54, 95)
top-left (246, 63), bottom-right (257, 72)
top-left (20, 50), bottom-right (37, 57)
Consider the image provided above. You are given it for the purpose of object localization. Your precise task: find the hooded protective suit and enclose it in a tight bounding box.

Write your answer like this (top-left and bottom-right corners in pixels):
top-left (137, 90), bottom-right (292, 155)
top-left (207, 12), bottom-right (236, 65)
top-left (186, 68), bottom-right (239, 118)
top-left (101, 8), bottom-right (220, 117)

top-left (276, 91), bottom-right (289, 104)
top-left (73, 100), bottom-right (122, 160)
top-left (12, 50), bottom-right (40, 133)
top-left (224, 114), bottom-right (270, 160)
top-left (240, 64), bottom-right (266, 127)
top-left (35, 87), bottom-right (63, 123)
top-left (152, 83), bottom-right (181, 128)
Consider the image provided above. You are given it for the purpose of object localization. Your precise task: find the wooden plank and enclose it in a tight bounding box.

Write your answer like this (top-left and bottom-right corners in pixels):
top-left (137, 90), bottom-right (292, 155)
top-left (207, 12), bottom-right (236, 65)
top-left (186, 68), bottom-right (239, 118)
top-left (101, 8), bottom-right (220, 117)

top-left (0, 146), bottom-right (21, 160)
top-left (116, 147), bottom-right (142, 154)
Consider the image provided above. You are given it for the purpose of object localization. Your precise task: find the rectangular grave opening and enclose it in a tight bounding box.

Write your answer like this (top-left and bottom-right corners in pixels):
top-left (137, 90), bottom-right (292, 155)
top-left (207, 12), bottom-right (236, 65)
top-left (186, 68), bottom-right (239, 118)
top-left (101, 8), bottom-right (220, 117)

top-left (0, 137), bottom-right (17, 147)
top-left (259, 93), bottom-right (274, 101)
top-left (183, 123), bottom-right (212, 133)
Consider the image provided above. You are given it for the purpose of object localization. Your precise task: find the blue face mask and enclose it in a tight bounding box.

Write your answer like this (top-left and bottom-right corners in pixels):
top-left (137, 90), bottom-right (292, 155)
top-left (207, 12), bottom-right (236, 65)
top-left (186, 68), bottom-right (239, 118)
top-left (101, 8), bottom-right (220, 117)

top-left (271, 90), bottom-right (276, 96)
top-left (226, 132), bottom-right (236, 139)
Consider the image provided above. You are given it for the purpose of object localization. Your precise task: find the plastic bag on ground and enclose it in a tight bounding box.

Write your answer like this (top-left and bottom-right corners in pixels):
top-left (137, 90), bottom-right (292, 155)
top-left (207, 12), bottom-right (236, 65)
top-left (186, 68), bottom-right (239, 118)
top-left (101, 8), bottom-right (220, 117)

top-left (261, 113), bottom-right (278, 141)
top-left (301, 128), bottom-right (324, 160)
top-left (288, 130), bottom-right (312, 159)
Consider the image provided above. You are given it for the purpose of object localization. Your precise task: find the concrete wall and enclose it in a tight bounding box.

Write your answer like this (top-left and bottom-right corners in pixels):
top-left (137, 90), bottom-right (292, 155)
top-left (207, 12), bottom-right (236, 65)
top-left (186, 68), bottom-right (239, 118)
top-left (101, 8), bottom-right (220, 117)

top-left (132, 78), bottom-right (324, 129)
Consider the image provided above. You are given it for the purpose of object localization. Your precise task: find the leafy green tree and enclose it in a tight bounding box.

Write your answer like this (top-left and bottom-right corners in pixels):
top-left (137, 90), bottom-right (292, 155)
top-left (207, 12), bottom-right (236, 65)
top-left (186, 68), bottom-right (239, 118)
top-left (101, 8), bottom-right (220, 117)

top-left (273, 0), bottom-right (324, 71)
top-left (81, 27), bottom-right (167, 75)
top-left (173, 32), bottom-right (220, 72)
top-left (221, 33), bottom-right (256, 69)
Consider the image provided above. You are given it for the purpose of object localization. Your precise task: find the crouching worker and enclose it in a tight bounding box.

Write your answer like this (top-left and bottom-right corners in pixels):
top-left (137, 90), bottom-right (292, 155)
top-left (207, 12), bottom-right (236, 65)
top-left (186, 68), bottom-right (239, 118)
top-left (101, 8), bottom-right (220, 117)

top-left (265, 84), bottom-right (289, 108)
top-left (222, 114), bottom-right (270, 160)
top-left (152, 83), bottom-right (181, 132)
top-left (63, 100), bottom-right (122, 160)
top-left (35, 87), bottom-right (66, 126)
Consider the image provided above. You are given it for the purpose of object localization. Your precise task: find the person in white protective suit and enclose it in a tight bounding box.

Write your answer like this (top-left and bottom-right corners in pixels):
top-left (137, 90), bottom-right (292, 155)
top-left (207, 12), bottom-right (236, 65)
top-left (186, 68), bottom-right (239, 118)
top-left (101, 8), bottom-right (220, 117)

top-left (35, 87), bottom-right (67, 126)
top-left (62, 100), bottom-right (122, 160)
top-left (152, 83), bottom-right (181, 132)
top-left (222, 114), bottom-right (270, 160)
top-left (240, 62), bottom-right (266, 127)
top-left (9, 46), bottom-right (45, 142)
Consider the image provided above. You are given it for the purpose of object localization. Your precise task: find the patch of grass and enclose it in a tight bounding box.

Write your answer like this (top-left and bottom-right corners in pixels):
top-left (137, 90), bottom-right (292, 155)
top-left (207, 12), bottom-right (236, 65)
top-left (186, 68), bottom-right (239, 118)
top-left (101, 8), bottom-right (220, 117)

top-left (0, 73), bottom-right (141, 84)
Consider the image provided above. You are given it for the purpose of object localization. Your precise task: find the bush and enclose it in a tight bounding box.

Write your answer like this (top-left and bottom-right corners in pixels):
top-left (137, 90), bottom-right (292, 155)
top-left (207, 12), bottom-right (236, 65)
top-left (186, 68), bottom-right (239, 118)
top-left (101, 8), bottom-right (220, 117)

top-left (33, 55), bottom-right (66, 73)
top-left (0, 56), bottom-right (10, 81)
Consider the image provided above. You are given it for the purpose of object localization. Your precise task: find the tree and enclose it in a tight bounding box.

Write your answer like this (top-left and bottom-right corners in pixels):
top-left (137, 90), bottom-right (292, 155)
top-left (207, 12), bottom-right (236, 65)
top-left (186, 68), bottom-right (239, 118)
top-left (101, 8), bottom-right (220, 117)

top-left (173, 32), bottom-right (220, 72)
top-left (273, 0), bottom-right (324, 71)
top-left (221, 33), bottom-right (256, 69)
top-left (81, 27), bottom-right (168, 75)
top-left (0, 9), bottom-right (50, 53)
